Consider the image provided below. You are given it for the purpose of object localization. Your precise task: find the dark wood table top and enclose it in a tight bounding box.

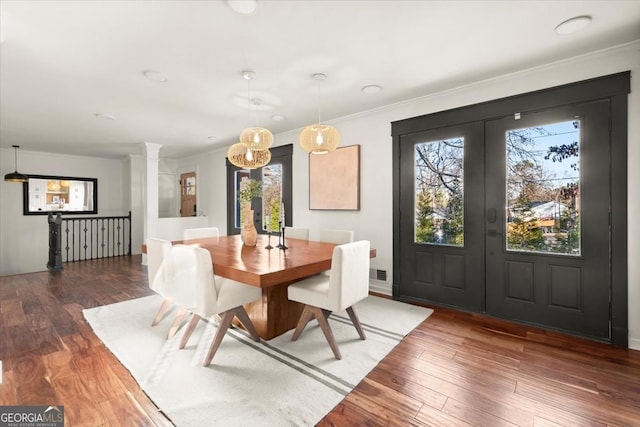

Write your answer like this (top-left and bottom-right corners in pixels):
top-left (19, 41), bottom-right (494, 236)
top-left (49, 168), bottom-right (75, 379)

top-left (181, 234), bottom-right (376, 288)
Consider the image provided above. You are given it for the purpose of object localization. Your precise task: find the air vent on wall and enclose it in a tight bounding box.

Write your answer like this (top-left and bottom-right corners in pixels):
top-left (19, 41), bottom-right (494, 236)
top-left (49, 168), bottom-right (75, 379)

top-left (369, 268), bottom-right (388, 282)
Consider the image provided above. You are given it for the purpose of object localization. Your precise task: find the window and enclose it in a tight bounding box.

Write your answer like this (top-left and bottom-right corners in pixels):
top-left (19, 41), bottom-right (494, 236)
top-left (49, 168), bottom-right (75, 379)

top-left (505, 120), bottom-right (581, 255)
top-left (414, 137), bottom-right (464, 246)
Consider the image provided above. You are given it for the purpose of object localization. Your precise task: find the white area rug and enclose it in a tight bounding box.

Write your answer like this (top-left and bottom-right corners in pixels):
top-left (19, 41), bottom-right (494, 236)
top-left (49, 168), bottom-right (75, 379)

top-left (83, 294), bottom-right (432, 426)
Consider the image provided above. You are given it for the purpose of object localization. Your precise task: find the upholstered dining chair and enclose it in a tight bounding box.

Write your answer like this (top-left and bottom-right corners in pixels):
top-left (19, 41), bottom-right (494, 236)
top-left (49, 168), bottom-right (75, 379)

top-left (318, 228), bottom-right (354, 276)
top-left (146, 238), bottom-right (175, 328)
top-left (284, 226), bottom-right (309, 240)
top-left (147, 237), bottom-right (195, 339)
top-left (318, 228), bottom-right (354, 245)
top-left (169, 244), bottom-right (262, 366)
top-left (183, 227), bottom-right (219, 241)
top-left (287, 240), bottom-right (370, 360)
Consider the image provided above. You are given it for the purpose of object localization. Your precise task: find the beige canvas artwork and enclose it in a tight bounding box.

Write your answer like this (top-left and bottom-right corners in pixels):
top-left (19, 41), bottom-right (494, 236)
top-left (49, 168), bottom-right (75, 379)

top-left (309, 145), bottom-right (360, 210)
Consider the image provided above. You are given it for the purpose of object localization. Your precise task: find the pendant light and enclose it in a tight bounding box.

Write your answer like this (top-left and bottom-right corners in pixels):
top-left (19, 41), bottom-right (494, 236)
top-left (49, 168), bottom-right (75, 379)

top-left (227, 142), bottom-right (271, 169)
top-left (299, 73), bottom-right (340, 154)
top-left (4, 145), bottom-right (29, 183)
top-left (226, 70), bottom-right (273, 169)
top-left (239, 70), bottom-right (273, 151)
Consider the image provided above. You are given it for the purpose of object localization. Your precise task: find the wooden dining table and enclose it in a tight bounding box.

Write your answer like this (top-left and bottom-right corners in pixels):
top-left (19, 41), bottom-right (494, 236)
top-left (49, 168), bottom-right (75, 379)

top-left (156, 234), bottom-right (376, 340)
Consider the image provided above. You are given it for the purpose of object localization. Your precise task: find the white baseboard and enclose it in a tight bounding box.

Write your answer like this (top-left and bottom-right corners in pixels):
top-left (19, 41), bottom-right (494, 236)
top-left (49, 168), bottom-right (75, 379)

top-left (629, 337), bottom-right (640, 351)
top-left (369, 280), bottom-right (391, 296)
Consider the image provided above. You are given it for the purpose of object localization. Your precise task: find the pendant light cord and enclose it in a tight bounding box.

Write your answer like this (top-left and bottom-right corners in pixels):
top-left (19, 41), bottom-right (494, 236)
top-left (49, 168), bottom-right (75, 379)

top-left (13, 145), bottom-right (19, 172)
top-left (247, 75), bottom-right (252, 126)
top-left (317, 79), bottom-right (322, 124)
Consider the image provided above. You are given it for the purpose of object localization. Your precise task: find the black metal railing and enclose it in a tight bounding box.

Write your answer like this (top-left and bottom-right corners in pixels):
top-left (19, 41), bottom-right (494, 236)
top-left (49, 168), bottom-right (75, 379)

top-left (48, 211), bottom-right (131, 270)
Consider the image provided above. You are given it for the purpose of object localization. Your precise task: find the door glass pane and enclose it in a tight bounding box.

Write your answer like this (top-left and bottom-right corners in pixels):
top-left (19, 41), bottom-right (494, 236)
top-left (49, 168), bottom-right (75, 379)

top-left (182, 176), bottom-right (196, 195)
top-left (234, 170), bottom-right (251, 229)
top-left (505, 120), bottom-right (581, 255)
top-left (414, 137), bottom-right (464, 246)
top-left (261, 163), bottom-right (282, 232)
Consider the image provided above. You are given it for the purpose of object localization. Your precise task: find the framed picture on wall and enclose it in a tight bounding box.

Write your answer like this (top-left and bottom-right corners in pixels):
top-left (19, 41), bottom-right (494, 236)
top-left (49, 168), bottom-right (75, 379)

top-left (309, 144), bottom-right (360, 210)
top-left (22, 175), bottom-right (98, 215)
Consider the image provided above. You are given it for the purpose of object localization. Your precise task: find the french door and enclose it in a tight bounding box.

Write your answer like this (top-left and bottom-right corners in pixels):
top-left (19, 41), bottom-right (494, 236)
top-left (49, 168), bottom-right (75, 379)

top-left (485, 101), bottom-right (611, 339)
top-left (226, 145), bottom-right (293, 235)
top-left (397, 101), bottom-right (613, 340)
top-left (398, 122), bottom-right (484, 311)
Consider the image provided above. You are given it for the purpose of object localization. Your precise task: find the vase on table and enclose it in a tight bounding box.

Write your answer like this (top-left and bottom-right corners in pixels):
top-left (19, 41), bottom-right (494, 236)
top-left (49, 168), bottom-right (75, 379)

top-left (241, 206), bottom-right (258, 247)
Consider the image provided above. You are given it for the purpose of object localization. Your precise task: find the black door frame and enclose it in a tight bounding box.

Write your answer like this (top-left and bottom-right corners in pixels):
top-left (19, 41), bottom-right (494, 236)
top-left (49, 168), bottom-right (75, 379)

top-left (391, 72), bottom-right (630, 347)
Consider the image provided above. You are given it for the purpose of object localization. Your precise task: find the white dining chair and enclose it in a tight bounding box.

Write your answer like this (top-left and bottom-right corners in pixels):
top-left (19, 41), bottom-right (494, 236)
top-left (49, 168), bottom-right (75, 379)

top-left (183, 227), bottom-right (219, 241)
top-left (147, 237), bottom-right (196, 339)
top-left (284, 226), bottom-right (309, 240)
top-left (318, 228), bottom-right (354, 275)
top-left (318, 228), bottom-right (353, 244)
top-left (169, 244), bottom-right (262, 366)
top-left (146, 238), bottom-right (175, 328)
top-left (287, 240), bottom-right (370, 360)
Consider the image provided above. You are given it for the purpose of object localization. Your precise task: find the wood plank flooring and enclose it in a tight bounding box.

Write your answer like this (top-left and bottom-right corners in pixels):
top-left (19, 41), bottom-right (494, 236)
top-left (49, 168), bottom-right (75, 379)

top-left (1, 255), bottom-right (639, 426)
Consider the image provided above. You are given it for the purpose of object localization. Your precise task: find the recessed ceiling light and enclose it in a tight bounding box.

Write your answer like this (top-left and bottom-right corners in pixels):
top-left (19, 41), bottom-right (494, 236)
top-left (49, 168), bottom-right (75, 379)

top-left (555, 15), bottom-right (592, 35)
top-left (143, 70), bottom-right (168, 83)
top-left (362, 85), bottom-right (382, 94)
top-left (271, 114), bottom-right (286, 121)
top-left (94, 113), bottom-right (116, 120)
top-left (226, 0), bottom-right (257, 15)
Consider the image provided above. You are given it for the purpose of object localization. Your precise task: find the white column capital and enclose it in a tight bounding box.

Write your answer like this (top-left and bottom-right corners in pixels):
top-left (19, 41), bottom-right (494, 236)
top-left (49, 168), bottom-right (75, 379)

top-left (143, 142), bottom-right (162, 160)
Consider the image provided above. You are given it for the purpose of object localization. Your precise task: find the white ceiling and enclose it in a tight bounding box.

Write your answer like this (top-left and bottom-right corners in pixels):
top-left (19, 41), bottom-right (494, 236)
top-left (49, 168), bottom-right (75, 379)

top-left (1, 1), bottom-right (639, 160)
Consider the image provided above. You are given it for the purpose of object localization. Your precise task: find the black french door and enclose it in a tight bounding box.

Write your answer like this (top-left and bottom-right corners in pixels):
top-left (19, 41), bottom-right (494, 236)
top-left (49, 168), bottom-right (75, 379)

top-left (484, 101), bottom-right (611, 339)
top-left (226, 144), bottom-right (293, 235)
top-left (397, 122), bottom-right (484, 311)
top-left (393, 73), bottom-right (629, 344)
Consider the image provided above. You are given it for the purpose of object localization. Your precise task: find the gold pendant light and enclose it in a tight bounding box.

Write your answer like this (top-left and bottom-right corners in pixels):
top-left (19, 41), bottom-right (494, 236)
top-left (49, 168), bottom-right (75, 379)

top-left (227, 143), bottom-right (271, 169)
top-left (4, 145), bottom-right (29, 183)
top-left (227, 70), bottom-right (273, 169)
top-left (299, 73), bottom-right (340, 154)
top-left (239, 70), bottom-right (273, 151)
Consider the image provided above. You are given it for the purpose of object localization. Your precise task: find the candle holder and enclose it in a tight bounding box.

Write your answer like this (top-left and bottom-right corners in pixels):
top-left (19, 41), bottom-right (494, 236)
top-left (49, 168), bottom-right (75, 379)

top-left (279, 225), bottom-right (288, 250)
top-left (265, 231), bottom-right (273, 250)
top-left (276, 221), bottom-right (284, 249)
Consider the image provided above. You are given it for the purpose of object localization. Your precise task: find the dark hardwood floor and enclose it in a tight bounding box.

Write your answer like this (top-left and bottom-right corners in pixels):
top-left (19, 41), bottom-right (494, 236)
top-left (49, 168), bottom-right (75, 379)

top-left (1, 255), bottom-right (639, 426)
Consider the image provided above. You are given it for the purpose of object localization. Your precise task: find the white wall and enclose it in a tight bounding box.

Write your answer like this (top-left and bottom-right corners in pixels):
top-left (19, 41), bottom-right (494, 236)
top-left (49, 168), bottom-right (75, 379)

top-left (0, 149), bottom-right (127, 275)
top-left (191, 149), bottom-right (228, 232)
top-left (155, 216), bottom-right (210, 241)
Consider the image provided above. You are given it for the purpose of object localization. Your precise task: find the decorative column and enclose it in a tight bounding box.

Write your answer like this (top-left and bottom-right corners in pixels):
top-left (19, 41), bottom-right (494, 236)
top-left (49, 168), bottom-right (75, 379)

top-left (143, 142), bottom-right (162, 246)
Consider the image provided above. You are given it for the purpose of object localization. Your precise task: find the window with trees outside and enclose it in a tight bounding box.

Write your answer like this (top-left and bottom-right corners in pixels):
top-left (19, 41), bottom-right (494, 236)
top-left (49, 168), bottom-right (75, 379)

top-left (414, 137), bottom-right (464, 246)
top-left (233, 164), bottom-right (282, 231)
top-left (505, 120), bottom-right (581, 255)
top-left (261, 163), bottom-right (282, 232)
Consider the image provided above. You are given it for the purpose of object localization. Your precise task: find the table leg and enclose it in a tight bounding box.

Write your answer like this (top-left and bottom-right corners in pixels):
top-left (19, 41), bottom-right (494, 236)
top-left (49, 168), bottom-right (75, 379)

top-left (241, 284), bottom-right (305, 340)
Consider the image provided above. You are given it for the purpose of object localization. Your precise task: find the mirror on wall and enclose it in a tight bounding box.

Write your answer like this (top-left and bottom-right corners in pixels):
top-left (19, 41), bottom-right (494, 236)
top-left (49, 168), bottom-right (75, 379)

top-left (22, 175), bottom-right (98, 215)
